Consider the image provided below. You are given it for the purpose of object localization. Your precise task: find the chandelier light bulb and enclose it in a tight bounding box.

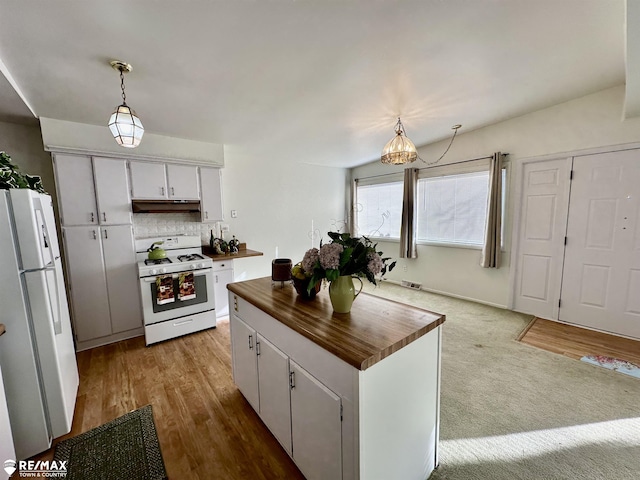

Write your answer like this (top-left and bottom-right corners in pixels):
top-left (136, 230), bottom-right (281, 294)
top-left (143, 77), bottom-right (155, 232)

top-left (108, 60), bottom-right (144, 148)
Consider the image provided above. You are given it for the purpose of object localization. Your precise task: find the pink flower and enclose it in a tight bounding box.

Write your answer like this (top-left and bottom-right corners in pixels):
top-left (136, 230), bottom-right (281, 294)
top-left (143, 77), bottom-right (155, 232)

top-left (319, 243), bottom-right (343, 270)
top-left (302, 248), bottom-right (319, 274)
top-left (367, 252), bottom-right (383, 275)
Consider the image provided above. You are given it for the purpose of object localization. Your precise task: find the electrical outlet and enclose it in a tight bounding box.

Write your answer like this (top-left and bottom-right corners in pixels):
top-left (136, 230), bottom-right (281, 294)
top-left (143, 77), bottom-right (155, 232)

top-left (230, 210), bottom-right (237, 218)
top-left (403, 265), bottom-right (408, 272)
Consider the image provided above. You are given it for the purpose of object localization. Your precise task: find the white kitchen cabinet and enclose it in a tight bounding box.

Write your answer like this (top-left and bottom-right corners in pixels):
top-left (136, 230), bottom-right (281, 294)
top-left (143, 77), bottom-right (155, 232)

top-left (230, 315), bottom-right (259, 411)
top-left (53, 154), bottom-right (98, 226)
top-left (199, 167), bottom-right (224, 221)
top-left (230, 298), bottom-right (343, 479)
top-left (53, 154), bottom-right (132, 226)
top-left (129, 161), bottom-right (167, 199)
top-left (257, 334), bottom-right (292, 456)
top-left (213, 260), bottom-right (233, 317)
top-left (129, 161), bottom-right (200, 200)
top-left (167, 164), bottom-right (199, 200)
top-left (62, 226), bottom-right (112, 342)
top-left (63, 225), bottom-right (142, 348)
top-left (290, 359), bottom-right (342, 480)
top-left (93, 157), bottom-right (132, 225)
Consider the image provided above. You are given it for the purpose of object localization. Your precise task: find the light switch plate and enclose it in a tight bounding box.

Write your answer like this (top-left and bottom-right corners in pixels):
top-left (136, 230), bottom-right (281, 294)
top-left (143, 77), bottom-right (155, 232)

top-left (230, 210), bottom-right (237, 218)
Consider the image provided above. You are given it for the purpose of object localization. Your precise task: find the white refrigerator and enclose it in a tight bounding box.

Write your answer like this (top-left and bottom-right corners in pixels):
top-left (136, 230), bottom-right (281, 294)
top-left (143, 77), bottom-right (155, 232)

top-left (0, 189), bottom-right (79, 460)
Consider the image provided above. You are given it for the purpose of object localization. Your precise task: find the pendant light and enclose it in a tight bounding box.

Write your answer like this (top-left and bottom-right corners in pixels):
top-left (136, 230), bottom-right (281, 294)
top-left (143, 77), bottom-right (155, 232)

top-left (381, 117), bottom-right (417, 165)
top-left (108, 60), bottom-right (144, 148)
top-left (381, 118), bottom-right (462, 166)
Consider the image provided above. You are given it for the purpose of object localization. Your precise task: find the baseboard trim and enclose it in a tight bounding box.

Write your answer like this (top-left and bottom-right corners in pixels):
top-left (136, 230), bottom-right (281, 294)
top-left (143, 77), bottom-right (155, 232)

top-left (380, 279), bottom-right (508, 309)
top-left (75, 328), bottom-right (145, 352)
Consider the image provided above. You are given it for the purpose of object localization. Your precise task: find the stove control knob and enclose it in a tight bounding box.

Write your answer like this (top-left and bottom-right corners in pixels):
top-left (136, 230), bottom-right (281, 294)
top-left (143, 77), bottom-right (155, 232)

top-left (161, 268), bottom-right (167, 274)
top-left (198, 263), bottom-right (205, 269)
top-left (190, 264), bottom-right (197, 270)
top-left (150, 269), bottom-right (158, 275)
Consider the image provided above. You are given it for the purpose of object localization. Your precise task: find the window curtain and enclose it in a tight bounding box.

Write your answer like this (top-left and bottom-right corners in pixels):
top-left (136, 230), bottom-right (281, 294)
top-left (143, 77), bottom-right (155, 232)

top-left (480, 152), bottom-right (503, 268)
top-left (399, 168), bottom-right (418, 258)
top-left (350, 178), bottom-right (358, 236)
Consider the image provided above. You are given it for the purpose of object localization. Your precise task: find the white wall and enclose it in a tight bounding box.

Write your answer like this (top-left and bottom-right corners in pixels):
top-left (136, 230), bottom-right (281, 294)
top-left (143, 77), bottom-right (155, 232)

top-left (222, 145), bottom-right (348, 281)
top-left (352, 85), bottom-right (640, 307)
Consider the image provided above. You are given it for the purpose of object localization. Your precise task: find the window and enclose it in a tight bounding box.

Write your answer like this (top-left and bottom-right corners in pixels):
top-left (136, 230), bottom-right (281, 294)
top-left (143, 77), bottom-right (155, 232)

top-left (416, 169), bottom-right (506, 247)
top-left (355, 181), bottom-right (403, 238)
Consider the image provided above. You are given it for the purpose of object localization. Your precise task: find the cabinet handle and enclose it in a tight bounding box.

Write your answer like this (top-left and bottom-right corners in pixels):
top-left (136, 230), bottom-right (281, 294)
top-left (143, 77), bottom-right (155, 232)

top-left (289, 371), bottom-right (295, 389)
top-left (256, 341), bottom-right (260, 356)
top-left (102, 212), bottom-right (107, 222)
top-left (92, 230), bottom-right (97, 240)
top-left (215, 274), bottom-right (218, 284)
top-left (90, 212), bottom-right (95, 223)
top-left (248, 334), bottom-right (253, 350)
top-left (161, 186), bottom-right (165, 196)
top-left (104, 229), bottom-right (108, 239)
top-left (171, 187), bottom-right (175, 196)
top-left (234, 296), bottom-right (238, 312)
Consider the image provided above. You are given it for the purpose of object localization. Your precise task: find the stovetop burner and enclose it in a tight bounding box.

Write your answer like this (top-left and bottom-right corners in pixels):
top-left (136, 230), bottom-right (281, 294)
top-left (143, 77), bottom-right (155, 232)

top-left (177, 253), bottom-right (205, 262)
top-left (144, 258), bottom-right (173, 265)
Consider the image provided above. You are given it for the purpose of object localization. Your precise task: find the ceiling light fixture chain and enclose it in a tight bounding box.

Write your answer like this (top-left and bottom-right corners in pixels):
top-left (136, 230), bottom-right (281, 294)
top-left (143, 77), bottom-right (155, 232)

top-left (419, 124), bottom-right (462, 166)
top-left (119, 68), bottom-right (127, 105)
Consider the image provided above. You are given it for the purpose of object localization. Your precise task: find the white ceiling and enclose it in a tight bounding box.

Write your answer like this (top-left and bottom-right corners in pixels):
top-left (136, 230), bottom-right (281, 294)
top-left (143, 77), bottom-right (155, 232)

top-left (0, 0), bottom-right (628, 168)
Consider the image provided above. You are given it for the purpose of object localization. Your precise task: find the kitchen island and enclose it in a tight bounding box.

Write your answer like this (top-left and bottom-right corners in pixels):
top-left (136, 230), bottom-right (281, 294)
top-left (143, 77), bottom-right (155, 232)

top-left (228, 277), bottom-right (445, 480)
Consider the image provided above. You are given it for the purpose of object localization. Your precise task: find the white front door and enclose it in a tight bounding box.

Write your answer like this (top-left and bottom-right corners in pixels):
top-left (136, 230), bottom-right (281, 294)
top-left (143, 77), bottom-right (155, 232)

top-left (513, 158), bottom-right (572, 319)
top-left (559, 149), bottom-right (640, 339)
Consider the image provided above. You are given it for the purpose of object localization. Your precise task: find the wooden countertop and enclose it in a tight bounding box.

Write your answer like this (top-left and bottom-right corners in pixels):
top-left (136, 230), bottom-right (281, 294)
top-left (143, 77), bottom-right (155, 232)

top-left (0, 324), bottom-right (5, 337)
top-left (203, 244), bottom-right (263, 261)
top-left (228, 277), bottom-right (445, 371)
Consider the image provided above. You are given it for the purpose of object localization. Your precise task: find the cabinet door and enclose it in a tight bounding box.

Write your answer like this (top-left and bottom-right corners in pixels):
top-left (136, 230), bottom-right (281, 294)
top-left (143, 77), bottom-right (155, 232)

top-left (213, 266), bottom-right (233, 317)
top-left (129, 161), bottom-right (167, 199)
top-left (101, 225), bottom-right (142, 334)
top-left (53, 154), bottom-right (97, 226)
top-left (290, 360), bottom-right (342, 480)
top-left (257, 334), bottom-right (292, 455)
top-left (167, 164), bottom-right (199, 200)
top-left (62, 226), bottom-right (112, 342)
top-left (230, 315), bottom-right (259, 411)
top-left (200, 167), bottom-right (224, 221)
top-left (93, 157), bottom-right (132, 225)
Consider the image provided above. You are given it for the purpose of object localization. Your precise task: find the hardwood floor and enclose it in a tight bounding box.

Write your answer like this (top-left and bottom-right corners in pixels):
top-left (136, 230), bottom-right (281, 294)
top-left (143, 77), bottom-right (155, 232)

top-left (29, 319), bottom-right (305, 480)
top-left (519, 317), bottom-right (640, 366)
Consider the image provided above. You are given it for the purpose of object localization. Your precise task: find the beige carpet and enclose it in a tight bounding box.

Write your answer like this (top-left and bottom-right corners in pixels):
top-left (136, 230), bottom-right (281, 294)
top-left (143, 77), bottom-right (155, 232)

top-left (363, 281), bottom-right (640, 480)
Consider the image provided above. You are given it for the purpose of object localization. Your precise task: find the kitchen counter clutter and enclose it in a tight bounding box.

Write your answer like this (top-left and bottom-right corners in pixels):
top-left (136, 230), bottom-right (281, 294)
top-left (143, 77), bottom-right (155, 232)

top-left (202, 243), bottom-right (263, 261)
top-left (228, 277), bottom-right (445, 480)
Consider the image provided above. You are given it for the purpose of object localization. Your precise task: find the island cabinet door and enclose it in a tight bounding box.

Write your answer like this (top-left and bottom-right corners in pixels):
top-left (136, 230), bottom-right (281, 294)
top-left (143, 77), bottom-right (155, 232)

top-left (290, 360), bottom-right (342, 480)
top-left (230, 315), bottom-right (259, 411)
top-left (256, 334), bottom-right (292, 455)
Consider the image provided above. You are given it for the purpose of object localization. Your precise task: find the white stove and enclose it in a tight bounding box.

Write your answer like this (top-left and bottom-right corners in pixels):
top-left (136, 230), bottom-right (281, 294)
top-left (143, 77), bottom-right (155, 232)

top-left (135, 235), bottom-right (216, 345)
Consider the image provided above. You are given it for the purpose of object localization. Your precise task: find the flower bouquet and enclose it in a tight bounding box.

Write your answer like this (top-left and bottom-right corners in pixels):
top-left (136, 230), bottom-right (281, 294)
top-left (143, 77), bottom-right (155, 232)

top-left (300, 232), bottom-right (396, 312)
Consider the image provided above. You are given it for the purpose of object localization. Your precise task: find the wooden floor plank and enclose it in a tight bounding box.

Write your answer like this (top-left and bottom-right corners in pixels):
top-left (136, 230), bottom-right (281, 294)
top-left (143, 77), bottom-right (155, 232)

top-left (27, 319), bottom-right (305, 480)
top-left (519, 317), bottom-right (640, 365)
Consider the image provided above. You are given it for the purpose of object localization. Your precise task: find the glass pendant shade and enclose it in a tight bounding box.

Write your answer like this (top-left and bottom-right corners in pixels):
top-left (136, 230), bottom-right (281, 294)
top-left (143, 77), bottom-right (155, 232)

top-left (108, 104), bottom-right (144, 148)
top-left (381, 118), bottom-right (417, 165)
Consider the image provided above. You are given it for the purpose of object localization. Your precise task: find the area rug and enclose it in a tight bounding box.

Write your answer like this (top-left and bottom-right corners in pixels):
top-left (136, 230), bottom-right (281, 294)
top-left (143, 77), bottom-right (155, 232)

top-left (53, 405), bottom-right (168, 480)
top-left (581, 355), bottom-right (640, 379)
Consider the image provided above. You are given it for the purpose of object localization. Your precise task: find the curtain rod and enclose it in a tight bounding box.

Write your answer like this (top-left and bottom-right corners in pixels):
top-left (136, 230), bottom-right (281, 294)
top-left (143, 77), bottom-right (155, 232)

top-left (355, 153), bottom-right (509, 182)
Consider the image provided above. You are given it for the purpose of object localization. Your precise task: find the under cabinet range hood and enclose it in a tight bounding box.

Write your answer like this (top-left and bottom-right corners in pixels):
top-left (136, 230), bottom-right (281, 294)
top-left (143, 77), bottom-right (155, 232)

top-left (131, 199), bottom-right (201, 213)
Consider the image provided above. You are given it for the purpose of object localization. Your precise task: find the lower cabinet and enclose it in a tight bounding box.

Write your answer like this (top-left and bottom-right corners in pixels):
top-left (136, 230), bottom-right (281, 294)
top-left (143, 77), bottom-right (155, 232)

top-left (63, 225), bottom-right (142, 349)
top-left (230, 313), bottom-right (342, 480)
top-left (212, 261), bottom-right (234, 317)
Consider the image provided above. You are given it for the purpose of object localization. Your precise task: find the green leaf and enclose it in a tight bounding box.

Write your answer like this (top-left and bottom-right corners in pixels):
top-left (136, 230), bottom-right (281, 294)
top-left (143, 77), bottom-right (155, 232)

top-left (326, 269), bottom-right (339, 282)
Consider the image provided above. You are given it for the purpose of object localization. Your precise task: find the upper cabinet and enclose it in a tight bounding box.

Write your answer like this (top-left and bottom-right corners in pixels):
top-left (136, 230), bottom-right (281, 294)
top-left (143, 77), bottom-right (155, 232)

top-left (199, 167), bottom-right (224, 222)
top-left (53, 154), bottom-right (131, 226)
top-left (129, 161), bottom-right (200, 201)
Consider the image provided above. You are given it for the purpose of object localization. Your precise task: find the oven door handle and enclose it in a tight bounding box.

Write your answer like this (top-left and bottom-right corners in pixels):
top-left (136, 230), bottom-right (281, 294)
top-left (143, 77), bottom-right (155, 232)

top-left (142, 268), bottom-right (212, 283)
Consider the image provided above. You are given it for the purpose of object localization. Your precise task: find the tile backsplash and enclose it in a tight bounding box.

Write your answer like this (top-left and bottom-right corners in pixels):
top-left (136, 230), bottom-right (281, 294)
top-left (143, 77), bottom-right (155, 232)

top-left (133, 213), bottom-right (217, 244)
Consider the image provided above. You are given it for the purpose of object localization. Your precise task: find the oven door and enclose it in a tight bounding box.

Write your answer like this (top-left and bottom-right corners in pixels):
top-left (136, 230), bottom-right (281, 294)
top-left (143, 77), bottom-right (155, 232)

top-left (139, 268), bottom-right (215, 325)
